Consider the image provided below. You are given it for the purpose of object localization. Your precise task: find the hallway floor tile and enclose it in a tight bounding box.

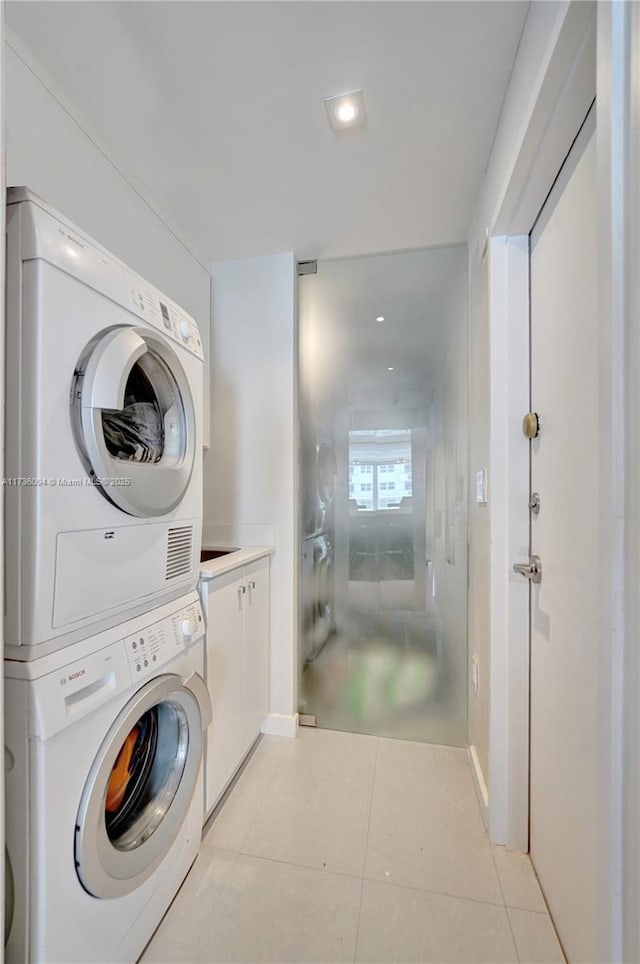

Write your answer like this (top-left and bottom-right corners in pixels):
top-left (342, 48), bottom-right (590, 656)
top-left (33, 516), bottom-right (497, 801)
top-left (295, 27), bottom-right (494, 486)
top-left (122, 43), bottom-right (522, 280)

top-left (141, 729), bottom-right (565, 964)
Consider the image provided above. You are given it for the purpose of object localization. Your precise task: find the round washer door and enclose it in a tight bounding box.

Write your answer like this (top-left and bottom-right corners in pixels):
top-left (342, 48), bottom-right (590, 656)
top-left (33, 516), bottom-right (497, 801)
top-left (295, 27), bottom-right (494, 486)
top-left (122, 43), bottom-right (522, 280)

top-left (75, 672), bottom-right (211, 900)
top-left (72, 326), bottom-right (196, 517)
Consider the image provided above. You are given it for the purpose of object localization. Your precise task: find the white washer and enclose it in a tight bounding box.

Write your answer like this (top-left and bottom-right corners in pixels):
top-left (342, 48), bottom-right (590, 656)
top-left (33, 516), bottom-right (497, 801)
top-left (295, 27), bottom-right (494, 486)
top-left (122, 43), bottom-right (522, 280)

top-left (5, 188), bottom-right (204, 659)
top-left (4, 590), bottom-right (210, 964)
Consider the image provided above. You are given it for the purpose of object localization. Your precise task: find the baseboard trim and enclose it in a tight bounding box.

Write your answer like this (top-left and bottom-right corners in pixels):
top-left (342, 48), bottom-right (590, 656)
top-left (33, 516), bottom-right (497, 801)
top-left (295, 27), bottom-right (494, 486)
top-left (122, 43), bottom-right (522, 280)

top-left (469, 744), bottom-right (489, 828)
top-left (261, 712), bottom-right (299, 738)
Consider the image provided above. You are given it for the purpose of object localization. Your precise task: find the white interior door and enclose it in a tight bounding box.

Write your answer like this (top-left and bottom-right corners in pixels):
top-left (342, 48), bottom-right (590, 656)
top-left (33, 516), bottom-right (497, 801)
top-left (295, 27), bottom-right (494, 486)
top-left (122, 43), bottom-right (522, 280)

top-left (528, 107), bottom-right (598, 962)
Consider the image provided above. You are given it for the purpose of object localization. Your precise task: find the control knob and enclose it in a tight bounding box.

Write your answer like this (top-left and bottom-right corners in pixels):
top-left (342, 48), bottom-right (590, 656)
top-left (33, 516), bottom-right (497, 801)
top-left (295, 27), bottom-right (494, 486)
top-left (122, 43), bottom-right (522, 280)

top-left (179, 320), bottom-right (190, 343)
top-left (182, 618), bottom-right (194, 639)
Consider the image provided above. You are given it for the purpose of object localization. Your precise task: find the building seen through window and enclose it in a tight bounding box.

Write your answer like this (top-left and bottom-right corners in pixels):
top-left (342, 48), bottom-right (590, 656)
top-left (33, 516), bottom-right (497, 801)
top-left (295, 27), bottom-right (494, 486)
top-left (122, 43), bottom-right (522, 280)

top-left (349, 431), bottom-right (413, 511)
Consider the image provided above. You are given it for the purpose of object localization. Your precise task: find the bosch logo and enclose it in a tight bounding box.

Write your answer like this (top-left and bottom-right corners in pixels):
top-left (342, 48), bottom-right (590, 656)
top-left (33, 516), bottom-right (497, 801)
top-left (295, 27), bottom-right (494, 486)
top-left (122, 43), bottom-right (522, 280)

top-left (67, 669), bottom-right (87, 682)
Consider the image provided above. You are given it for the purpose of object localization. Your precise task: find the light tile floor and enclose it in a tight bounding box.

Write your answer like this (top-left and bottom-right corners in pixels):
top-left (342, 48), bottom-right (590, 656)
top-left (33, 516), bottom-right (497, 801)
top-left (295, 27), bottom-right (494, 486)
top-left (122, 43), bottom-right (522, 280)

top-left (141, 729), bottom-right (565, 964)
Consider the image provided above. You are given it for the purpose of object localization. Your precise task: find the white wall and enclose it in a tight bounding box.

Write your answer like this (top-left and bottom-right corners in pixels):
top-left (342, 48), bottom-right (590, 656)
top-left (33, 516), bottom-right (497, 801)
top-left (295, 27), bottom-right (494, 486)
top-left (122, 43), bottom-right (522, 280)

top-left (598, 4), bottom-right (640, 959)
top-left (204, 254), bottom-right (298, 732)
top-left (465, 0), bottom-right (575, 806)
top-left (3, 32), bottom-right (211, 445)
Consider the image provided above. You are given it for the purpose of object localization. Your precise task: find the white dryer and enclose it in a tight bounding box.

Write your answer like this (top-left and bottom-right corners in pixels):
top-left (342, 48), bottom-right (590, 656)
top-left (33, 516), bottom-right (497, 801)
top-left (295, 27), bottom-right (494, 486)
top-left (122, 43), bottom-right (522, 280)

top-left (5, 189), bottom-right (205, 658)
top-left (4, 590), bottom-right (211, 964)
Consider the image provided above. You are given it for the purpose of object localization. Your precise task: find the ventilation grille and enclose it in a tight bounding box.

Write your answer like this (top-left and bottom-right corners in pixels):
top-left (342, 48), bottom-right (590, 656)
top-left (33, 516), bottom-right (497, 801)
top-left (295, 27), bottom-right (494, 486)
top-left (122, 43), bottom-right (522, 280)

top-left (166, 526), bottom-right (194, 580)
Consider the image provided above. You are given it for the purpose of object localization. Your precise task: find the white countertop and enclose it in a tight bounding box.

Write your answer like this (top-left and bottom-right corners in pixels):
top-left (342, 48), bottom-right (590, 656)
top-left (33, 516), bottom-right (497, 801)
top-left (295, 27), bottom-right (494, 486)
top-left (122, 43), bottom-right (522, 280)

top-left (198, 545), bottom-right (273, 580)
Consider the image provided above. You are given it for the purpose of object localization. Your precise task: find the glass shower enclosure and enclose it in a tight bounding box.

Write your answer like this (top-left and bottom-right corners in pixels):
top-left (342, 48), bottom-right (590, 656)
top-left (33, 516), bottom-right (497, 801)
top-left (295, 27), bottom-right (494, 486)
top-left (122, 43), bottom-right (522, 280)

top-left (298, 245), bottom-right (468, 745)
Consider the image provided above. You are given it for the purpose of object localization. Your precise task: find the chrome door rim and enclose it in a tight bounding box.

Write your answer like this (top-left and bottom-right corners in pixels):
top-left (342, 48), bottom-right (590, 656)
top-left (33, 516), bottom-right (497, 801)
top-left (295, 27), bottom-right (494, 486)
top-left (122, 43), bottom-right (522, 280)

top-left (75, 674), bottom-right (203, 899)
top-left (72, 326), bottom-right (196, 518)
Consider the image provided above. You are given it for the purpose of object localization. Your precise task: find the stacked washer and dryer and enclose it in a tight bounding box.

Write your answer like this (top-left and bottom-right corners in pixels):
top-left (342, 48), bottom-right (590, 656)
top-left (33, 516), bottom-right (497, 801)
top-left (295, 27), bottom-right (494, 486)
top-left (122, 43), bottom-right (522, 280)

top-left (300, 418), bottom-right (337, 667)
top-left (4, 189), bottom-right (211, 963)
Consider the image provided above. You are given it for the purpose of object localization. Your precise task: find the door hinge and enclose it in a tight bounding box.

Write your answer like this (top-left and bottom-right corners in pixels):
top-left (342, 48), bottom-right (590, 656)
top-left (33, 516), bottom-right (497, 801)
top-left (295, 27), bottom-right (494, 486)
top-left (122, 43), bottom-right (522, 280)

top-left (298, 714), bottom-right (316, 727)
top-left (297, 260), bottom-right (317, 276)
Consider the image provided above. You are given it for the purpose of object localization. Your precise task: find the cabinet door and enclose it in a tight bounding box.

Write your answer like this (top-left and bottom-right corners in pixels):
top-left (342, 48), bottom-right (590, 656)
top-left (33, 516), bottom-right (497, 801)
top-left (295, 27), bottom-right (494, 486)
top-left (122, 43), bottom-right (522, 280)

top-left (244, 556), bottom-right (270, 747)
top-left (203, 568), bottom-right (247, 813)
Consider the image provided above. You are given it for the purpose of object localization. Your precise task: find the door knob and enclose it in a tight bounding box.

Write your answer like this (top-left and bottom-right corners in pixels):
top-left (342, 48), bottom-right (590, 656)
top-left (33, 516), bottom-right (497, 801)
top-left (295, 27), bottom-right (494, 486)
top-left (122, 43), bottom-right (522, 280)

top-left (513, 555), bottom-right (542, 584)
top-left (522, 412), bottom-right (540, 439)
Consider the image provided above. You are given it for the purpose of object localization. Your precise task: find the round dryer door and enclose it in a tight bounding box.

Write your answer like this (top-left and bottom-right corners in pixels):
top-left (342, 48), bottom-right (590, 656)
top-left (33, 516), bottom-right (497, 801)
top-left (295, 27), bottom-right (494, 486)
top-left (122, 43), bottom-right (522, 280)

top-left (75, 672), bottom-right (211, 900)
top-left (72, 326), bottom-right (196, 517)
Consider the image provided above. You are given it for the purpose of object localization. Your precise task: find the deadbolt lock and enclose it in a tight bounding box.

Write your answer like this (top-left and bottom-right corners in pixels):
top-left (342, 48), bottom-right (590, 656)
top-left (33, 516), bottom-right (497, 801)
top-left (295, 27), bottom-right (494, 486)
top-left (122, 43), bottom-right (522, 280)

top-left (522, 412), bottom-right (540, 439)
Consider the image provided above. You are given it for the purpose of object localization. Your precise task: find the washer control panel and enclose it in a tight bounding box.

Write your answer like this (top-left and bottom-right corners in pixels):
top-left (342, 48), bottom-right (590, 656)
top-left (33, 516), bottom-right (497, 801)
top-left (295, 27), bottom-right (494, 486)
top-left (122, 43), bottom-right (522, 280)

top-left (125, 599), bottom-right (204, 678)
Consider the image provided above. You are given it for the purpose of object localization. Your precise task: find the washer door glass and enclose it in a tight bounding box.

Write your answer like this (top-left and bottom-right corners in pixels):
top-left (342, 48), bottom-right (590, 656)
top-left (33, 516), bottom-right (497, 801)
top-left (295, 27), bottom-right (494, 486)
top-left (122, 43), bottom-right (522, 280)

top-left (75, 674), bottom-right (206, 899)
top-left (72, 326), bottom-right (196, 517)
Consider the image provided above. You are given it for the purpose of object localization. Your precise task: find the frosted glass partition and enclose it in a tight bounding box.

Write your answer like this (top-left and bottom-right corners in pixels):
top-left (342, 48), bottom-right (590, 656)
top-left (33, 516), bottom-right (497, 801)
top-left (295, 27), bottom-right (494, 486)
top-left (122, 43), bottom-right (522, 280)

top-left (298, 246), bottom-right (468, 745)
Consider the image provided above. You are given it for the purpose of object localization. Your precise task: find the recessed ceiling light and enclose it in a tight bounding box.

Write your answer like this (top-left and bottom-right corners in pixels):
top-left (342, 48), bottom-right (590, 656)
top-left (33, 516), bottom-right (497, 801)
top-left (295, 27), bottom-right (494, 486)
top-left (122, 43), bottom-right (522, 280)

top-left (387, 366), bottom-right (395, 372)
top-left (324, 90), bottom-right (367, 132)
top-left (376, 316), bottom-right (384, 323)
top-left (337, 103), bottom-right (357, 123)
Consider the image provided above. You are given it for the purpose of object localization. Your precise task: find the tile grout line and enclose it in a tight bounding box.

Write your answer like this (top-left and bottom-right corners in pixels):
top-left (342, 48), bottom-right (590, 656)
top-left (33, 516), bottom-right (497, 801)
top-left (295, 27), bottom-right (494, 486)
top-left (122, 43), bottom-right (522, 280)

top-left (204, 737), bottom-right (289, 856)
top-left (353, 736), bottom-right (380, 963)
top-left (360, 874), bottom-right (516, 910)
top-left (237, 729), bottom-right (377, 865)
top-left (489, 845), bottom-right (521, 963)
top-left (143, 846), bottom-right (240, 961)
top-left (226, 849), bottom-right (367, 882)
top-left (232, 742), bottom-right (290, 856)
top-left (221, 846), bottom-right (544, 915)
top-left (205, 847), bottom-right (240, 923)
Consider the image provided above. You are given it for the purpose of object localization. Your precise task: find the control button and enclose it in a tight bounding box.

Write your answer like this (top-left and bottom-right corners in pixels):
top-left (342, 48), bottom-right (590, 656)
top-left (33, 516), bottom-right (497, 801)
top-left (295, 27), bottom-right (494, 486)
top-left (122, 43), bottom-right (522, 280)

top-left (136, 664), bottom-right (141, 672)
top-left (139, 637), bottom-right (144, 645)
top-left (182, 618), bottom-right (194, 639)
top-left (179, 321), bottom-right (190, 342)
top-left (132, 641), bottom-right (137, 650)
top-left (144, 659), bottom-right (148, 668)
top-left (152, 654), bottom-right (157, 662)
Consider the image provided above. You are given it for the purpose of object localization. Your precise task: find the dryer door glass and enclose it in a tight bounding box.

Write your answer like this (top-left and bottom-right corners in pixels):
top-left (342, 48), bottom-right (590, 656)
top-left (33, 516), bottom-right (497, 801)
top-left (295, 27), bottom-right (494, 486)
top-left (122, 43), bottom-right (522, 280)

top-left (101, 355), bottom-right (179, 466)
top-left (75, 674), bottom-right (207, 900)
top-left (73, 326), bottom-right (197, 517)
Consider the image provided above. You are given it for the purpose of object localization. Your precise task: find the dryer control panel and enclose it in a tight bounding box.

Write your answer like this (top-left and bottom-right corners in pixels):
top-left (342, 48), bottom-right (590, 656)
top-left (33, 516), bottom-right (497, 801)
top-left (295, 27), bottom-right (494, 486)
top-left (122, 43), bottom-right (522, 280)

top-left (125, 273), bottom-right (204, 360)
top-left (7, 191), bottom-right (205, 363)
top-left (124, 598), bottom-right (204, 678)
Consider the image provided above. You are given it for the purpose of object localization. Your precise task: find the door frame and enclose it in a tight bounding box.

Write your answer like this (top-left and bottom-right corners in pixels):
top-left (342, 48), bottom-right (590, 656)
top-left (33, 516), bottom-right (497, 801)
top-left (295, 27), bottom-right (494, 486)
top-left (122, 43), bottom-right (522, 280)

top-left (487, 2), bottom-right (638, 960)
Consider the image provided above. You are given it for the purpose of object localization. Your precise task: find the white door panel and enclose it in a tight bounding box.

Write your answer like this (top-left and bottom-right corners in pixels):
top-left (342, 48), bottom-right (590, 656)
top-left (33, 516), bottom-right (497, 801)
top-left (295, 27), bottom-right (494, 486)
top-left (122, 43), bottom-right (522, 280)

top-left (529, 110), bottom-right (598, 962)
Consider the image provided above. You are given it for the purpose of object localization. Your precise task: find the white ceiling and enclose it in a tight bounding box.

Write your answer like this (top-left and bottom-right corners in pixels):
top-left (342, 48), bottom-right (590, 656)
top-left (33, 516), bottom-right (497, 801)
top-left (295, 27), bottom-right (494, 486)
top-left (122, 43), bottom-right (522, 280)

top-left (6, 1), bottom-right (529, 267)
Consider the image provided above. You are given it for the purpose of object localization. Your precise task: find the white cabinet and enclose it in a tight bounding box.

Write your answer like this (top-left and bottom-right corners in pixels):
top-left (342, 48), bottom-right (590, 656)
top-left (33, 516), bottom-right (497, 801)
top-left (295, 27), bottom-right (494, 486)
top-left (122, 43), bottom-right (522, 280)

top-left (200, 555), bottom-right (270, 814)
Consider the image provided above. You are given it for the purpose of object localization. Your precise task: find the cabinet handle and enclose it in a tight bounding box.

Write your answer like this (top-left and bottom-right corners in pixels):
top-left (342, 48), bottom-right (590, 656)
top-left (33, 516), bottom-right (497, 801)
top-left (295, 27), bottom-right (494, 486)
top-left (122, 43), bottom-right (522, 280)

top-left (238, 585), bottom-right (246, 599)
top-left (248, 580), bottom-right (256, 590)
